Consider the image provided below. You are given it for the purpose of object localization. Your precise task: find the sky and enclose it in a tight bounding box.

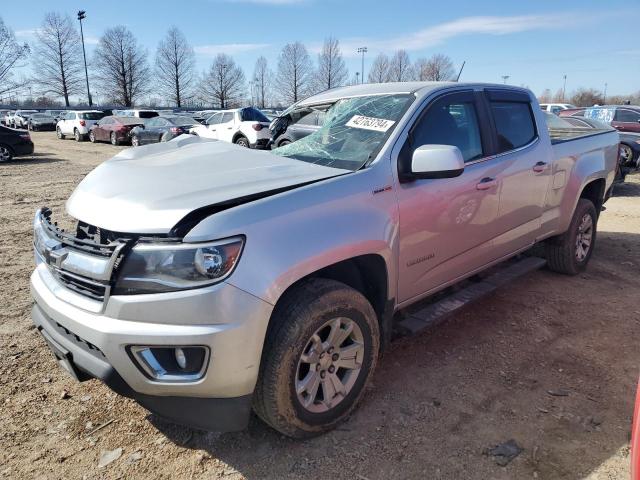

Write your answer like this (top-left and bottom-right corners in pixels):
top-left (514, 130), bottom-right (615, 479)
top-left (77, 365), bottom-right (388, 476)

top-left (2, 0), bottom-right (639, 103)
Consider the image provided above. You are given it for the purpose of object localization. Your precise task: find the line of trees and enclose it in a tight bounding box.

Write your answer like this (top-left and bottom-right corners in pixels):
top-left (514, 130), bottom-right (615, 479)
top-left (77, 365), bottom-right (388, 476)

top-left (538, 87), bottom-right (640, 108)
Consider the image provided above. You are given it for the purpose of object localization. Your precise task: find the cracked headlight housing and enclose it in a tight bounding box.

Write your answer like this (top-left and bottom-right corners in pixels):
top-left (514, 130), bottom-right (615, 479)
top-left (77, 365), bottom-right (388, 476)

top-left (113, 237), bottom-right (244, 294)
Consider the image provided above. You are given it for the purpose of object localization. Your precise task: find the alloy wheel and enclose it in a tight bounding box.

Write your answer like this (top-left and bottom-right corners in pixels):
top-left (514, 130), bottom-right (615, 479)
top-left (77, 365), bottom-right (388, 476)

top-left (295, 317), bottom-right (364, 413)
top-left (620, 144), bottom-right (633, 164)
top-left (0, 146), bottom-right (12, 162)
top-left (575, 213), bottom-right (593, 262)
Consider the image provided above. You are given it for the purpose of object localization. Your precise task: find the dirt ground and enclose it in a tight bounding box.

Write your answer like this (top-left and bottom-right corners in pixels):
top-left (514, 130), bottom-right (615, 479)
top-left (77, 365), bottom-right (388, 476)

top-left (1, 131), bottom-right (638, 479)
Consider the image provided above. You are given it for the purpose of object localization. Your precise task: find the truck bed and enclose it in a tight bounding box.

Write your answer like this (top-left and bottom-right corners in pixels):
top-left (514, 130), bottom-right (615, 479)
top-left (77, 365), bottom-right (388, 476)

top-left (548, 127), bottom-right (614, 145)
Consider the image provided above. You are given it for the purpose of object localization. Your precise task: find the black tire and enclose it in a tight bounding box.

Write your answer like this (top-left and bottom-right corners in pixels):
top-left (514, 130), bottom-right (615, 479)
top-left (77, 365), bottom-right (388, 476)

top-left (89, 131), bottom-right (96, 143)
top-left (56, 127), bottom-right (65, 140)
top-left (74, 129), bottom-right (84, 142)
top-left (253, 278), bottom-right (380, 438)
top-left (110, 132), bottom-right (120, 146)
top-left (278, 139), bottom-right (291, 147)
top-left (0, 144), bottom-right (14, 162)
top-left (235, 136), bottom-right (250, 148)
top-left (545, 198), bottom-right (597, 275)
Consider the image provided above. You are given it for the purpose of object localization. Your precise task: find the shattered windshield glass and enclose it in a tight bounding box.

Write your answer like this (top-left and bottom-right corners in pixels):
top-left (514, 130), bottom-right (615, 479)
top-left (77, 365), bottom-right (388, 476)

top-left (272, 94), bottom-right (413, 171)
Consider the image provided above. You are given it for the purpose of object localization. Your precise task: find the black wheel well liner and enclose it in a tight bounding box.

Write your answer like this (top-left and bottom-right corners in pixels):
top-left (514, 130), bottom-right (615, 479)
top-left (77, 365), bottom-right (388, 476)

top-left (232, 132), bottom-right (248, 143)
top-left (270, 254), bottom-right (393, 352)
top-left (580, 178), bottom-right (606, 214)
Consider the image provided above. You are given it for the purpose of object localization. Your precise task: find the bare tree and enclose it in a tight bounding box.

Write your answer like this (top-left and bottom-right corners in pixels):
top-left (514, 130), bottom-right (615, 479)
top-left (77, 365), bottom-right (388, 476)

top-left (315, 36), bottom-right (347, 92)
top-left (415, 53), bottom-right (454, 81)
top-left (31, 13), bottom-right (83, 107)
top-left (253, 56), bottom-right (271, 108)
top-left (368, 53), bottom-right (390, 83)
top-left (552, 88), bottom-right (565, 103)
top-left (0, 17), bottom-right (30, 96)
top-left (155, 27), bottom-right (195, 108)
top-left (201, 54), bottom-right (245, 109)
top-left (276, 42), bottom-right (313, 105)
top-left (570, 88), bottom-right (604, 107)
top-left (93, 26), bottom-right (149, 107)
top-left (538, 89), bottom-right (552, 104)
top-left (388, 50), bottom-right (414, 82)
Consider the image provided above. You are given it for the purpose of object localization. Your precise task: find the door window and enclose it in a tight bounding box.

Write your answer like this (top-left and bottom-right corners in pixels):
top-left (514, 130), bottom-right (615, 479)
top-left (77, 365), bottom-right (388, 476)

top-left (490, 102), bottom-right (537, 153)
top-left (221, 112), bottom-right (234, 123)
top-left (614, 109), bottom-right (640, 123)
top-left (207, 113), bottom-right (222, 124)
top-left (411, 99), bottom-right (483, 162)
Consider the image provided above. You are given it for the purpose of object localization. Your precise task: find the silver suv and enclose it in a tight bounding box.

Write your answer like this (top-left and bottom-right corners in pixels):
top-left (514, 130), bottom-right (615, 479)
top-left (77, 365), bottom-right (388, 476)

top-left (31, 82), bottom-right (618, 438)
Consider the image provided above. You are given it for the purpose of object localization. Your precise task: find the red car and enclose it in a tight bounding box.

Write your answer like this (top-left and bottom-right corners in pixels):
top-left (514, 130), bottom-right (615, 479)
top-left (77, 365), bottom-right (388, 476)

top-left (633, 378), bottom-right (640, 480)
top-left (560, 106), bottom-right (640, 133)
top-left (89, 116), bottom-right (144, 146)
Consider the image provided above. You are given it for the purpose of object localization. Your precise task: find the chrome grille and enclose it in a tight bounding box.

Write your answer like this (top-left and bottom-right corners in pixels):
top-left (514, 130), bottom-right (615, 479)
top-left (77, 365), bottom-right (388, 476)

top-left (52, 268), bottom-right (109, 301)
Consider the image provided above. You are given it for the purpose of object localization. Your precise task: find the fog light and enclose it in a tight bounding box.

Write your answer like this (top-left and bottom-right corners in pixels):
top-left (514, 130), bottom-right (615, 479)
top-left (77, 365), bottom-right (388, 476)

top-left (129, 345), bottom-right (209, 382)
top-left (175, 348), bottom-right (187, 369)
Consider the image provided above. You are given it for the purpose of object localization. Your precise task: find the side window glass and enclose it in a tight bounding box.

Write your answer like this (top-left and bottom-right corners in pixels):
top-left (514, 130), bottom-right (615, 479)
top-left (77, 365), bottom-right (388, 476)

top-left (221, 112), bottom-right (234, 123)
top-left (296, 112), bottom-right (317, 126)
top-left (411, 100), bottom-right (483, 162)
top-left (490, 102), bottom-right (536, 153)
top-left (614, 109), bottom-right (640, 122)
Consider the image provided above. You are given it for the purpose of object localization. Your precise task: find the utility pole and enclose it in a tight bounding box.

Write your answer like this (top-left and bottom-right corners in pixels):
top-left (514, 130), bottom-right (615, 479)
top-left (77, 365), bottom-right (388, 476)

top-left (562, 74), bottom-right (567, 102)
top-left (357, 47), bottom-right (367, 84)
top-left (603, 83), bottom-right (608, 104)
top-left (501, 75), bottom-right (510, 84)
top-left (355, 72), bottom-right (360, 85)
top-left (77, 11), bottom-right (92, 106)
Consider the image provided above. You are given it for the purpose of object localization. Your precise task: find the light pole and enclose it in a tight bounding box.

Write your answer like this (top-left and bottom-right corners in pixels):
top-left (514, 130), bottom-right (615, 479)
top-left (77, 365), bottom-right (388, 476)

top-left (355, 72), bottom-right (360, 85)
top-left (77, 11), bottom-right (92, 106)
top-left (562, 74), bottom-right (567, 102)
top-left (603, 82), bottom-right (608, 104)
top-left (501, 75), bottom-right (510, 84)
top-left (357, 47), bottom-right (367, 84)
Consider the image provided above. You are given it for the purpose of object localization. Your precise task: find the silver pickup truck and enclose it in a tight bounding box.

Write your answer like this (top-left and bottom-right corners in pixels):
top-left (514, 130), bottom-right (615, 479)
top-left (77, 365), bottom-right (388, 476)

top-left (31, 82), bottom-right (619, 438)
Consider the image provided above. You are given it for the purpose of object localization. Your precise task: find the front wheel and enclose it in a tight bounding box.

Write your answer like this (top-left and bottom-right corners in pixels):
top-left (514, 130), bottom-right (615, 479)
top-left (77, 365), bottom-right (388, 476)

top-left (545, 198), bottom-right (598, 275)
top-left (0, 144), bottom-right (13, 162)
top-left (253, 278), bottom-right (380, 438)
top-left (89, 131), bottom-right (96, 143)
top-left (74, 129), bottom-right (84, 142)
top-left (131, 135), bottom-right (140, 147)
top-left (56, 127), bottom-right (65, 140)
top-left (110, 132), bottom-right (120, 146)
top-left (235, 136), bottom-right (250, 148)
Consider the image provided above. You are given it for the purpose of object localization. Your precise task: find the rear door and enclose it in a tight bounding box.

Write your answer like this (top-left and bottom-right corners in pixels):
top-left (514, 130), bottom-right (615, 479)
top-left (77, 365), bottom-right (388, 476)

top-left (62, 112), bottom-right (75, 134)
top-left (395, 90), bottom-right (504, 303)
top-left (204, 113), bottom-right (222, 139)
top-left (484, 88), bottom-right (551, 254)
top-left (612, 108), bottom-right (640, 133)
top-left (217, 112), bottom-right (236, 143)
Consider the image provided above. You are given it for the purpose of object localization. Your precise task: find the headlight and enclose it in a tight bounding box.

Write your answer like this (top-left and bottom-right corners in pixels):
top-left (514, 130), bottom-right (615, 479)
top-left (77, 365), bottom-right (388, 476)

top-left (113, 237), bottom-right (244, 294)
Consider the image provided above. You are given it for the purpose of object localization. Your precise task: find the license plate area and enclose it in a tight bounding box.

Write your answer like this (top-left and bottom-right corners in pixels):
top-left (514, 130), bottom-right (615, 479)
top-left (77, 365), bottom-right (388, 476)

top-left (39, 328), bottom-right (90, 382)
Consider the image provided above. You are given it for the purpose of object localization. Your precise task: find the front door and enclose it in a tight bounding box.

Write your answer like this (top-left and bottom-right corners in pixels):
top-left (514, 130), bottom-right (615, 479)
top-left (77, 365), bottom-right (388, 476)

top-left (612, 108), bottom-right (640, 133)
top-left (217, 112), bottom-right (236, 143)
top-left (395, 90), bottom-right (503, 304)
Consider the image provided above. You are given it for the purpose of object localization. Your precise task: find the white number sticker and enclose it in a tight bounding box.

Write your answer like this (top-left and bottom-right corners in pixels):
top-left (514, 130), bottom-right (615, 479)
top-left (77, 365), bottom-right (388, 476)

top-left (345, 115), bottom-right (395, 132)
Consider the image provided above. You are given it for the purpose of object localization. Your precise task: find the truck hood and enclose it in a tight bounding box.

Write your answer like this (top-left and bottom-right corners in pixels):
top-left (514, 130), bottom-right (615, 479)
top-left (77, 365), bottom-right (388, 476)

top-left (67, 136), bottom-right (348, 234)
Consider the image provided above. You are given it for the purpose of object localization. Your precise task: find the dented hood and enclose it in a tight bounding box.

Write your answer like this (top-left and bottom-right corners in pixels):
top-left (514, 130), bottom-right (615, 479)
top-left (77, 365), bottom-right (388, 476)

top-left (66, 136), bottom-right (348, 234)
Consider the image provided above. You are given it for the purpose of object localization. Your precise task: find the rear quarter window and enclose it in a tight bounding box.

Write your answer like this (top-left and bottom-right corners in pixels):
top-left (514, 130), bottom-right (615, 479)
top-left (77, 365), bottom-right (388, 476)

top-left (490, 102), bottom-right (537, 153)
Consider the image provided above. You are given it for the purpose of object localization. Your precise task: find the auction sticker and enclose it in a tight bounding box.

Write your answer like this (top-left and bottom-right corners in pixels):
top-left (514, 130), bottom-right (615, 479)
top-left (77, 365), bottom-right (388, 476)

top-left (345, 115), bottom-right (395, 132)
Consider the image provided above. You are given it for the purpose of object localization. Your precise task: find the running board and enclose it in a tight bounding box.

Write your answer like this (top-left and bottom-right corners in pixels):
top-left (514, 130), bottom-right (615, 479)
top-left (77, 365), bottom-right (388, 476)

top-left (395, 256), bottom-right (546, 336)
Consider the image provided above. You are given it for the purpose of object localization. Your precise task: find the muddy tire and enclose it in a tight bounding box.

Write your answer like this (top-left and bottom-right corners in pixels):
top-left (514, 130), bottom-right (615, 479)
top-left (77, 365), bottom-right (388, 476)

top-left (545, 198), bottom-right (597, 275)
top-left (253, 278), bottom-right (380, 438)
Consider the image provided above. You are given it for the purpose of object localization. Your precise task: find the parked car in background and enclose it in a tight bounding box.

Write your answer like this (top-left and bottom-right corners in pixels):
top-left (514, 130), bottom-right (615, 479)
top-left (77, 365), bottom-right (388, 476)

top-left (27, 113), bottom-right (57, 131)
top-left (270, 108), bottom-right (327, 148)
top-left (130, 115), bottom-right (200, 146)
top-left (562, 115), bottom-right (640, 170)
top-left (12, 110), bottom-right (39, 129)
top-left (30, 82), bottom-right (619, 437)
top-left (558, 108), bottom-right (586, 118)
top-left (539, 103), bottom-right (576, 114)
top-left (0, 110), bottom-right (12, 125)
top-left (573, 105), bottom-right (640, 134)
top-left (117, 109), bottom-right (159, 119)
top-left (44, 110), bottom-right (66, 122)
top-left (56, 110), bottom-right (105, 142)
top-left (1, 111), bottom-right (14, 126)
top-left (0, 124), bottom-right (33, 162)
top-left (190, 107), bottom-right (271, 148)
top-left (89, 116), bottom-right (145, 146)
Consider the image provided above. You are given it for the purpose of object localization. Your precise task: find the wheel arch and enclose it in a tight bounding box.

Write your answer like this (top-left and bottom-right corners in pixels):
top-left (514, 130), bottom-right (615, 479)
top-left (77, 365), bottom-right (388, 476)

top-left (579, 177), bottom-right (606, 214)
top-left (232, 132), bottom-right (248, 143)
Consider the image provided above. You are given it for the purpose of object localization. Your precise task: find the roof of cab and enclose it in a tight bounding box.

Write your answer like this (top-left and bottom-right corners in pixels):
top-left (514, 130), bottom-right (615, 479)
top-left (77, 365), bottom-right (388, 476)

top-left (297, 81), bottom-right (532, 106)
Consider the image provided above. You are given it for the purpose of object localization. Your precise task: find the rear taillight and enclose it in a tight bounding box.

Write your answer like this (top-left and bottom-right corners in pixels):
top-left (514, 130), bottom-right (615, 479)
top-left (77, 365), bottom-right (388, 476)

top-left (170, 127), bottom-right (182, 134)
top-left (79, 120), bottom-right (86, 127)
top-left (19, 134), bottom-right (30, 141)
top-left (252, 123), bottom-right (263, 131)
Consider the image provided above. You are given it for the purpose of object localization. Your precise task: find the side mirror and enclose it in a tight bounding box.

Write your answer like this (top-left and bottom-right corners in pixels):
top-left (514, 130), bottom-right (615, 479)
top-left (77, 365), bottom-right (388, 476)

top-left (411, 145), bottom-right (465, 179)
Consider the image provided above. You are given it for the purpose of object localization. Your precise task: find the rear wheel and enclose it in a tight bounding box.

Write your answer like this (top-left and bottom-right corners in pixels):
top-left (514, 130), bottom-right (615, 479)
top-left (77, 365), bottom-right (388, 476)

top-left (253, 278), bottom-right (380, 438)
top-left (131, 135), bottom-right (140, 147)
top-left (56, 127), bottom-right (65, 140)
top-left (277, 139), bottom-right (291, 147)
top-left (620, 144), bottom-right (634, 167)
top-left (89, 131), bottom-right (96, 143)
top-left (545, 198), bottom-right (597, 275)
top-left (0, 144), bottom-right (13, 162)
top-left (74, 129), bottom-right (83, 142)
top-left (235, 136), bottom-right (250, 148)
top-left (110, 132), bottom-right (120, 146)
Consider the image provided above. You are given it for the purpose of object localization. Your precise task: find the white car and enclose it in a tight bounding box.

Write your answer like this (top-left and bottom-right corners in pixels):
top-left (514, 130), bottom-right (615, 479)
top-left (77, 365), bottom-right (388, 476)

top-left (539, 103), bottom-right (576, 115)
top-left (12, 110), bottom-right (39, 129)
top-left (190, 107), bottom-right (271, 148)
top-left (56, 110), bottom-right (105, 142)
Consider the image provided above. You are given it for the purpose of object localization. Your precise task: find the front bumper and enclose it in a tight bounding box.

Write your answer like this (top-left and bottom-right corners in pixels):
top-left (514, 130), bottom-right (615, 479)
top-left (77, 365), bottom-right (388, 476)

top-left (30, 263), bottom-right (273, 431)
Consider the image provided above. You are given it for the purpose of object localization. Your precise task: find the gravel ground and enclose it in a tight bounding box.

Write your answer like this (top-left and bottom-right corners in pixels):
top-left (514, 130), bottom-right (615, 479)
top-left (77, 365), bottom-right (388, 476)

top-left (1, 131), bottom-right (639, 479)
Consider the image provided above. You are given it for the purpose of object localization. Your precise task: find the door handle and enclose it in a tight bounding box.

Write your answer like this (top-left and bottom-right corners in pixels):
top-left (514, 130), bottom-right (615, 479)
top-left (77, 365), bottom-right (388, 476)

top-left (227, 127), bottom-right (233, 129)
top-left (533, 161), bottom-right (548, 173)
top-left (476, 177), bottom-right (497, 190)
